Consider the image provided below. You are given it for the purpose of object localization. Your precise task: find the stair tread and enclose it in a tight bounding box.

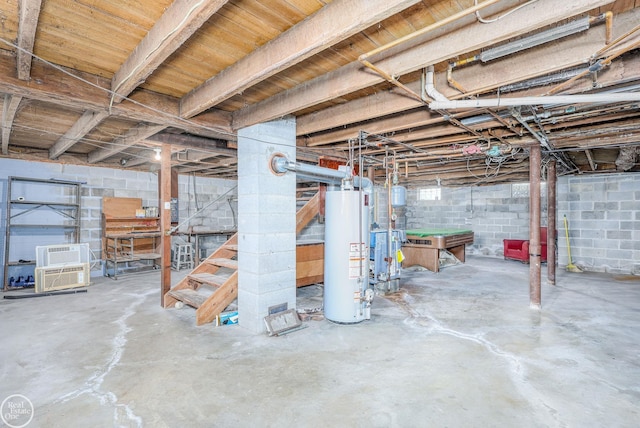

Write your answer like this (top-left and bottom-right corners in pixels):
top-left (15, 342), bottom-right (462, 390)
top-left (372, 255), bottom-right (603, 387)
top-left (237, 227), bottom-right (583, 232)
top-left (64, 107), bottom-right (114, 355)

top-left (224, 244), bottom-right (238, 251)
top-left (167, 289), bottom-right (207, 308)
top-left (188, 273), bottom-right (229, 287)
top-left (205, 258), bottom-right (238, 269)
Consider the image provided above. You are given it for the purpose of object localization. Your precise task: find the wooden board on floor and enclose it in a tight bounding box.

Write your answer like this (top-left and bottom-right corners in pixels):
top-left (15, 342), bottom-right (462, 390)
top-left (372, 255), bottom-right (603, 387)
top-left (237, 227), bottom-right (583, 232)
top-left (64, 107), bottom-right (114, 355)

top-left (296, 241), bottom-right (324, 287)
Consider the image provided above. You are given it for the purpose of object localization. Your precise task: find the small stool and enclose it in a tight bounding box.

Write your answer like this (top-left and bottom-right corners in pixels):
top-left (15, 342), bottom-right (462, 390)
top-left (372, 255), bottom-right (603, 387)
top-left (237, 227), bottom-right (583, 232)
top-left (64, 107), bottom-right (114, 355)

top-left (172, 243), bottom-right (194, 271)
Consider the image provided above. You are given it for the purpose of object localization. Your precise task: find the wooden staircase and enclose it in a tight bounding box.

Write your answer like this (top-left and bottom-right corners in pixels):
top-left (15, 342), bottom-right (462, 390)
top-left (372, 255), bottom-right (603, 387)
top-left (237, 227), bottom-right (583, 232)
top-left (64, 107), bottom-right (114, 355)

top-left (164, 191), bottom-right (321, 325)
top-left (164, 233), bottom-right (238, 325)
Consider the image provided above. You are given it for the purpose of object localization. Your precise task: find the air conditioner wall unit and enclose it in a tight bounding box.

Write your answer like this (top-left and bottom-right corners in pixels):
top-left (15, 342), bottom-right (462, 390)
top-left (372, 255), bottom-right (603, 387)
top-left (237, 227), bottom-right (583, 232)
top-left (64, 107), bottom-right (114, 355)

top-left (36, 243), bottom-right (90, 267)
top-left (35, 263), bottom-right (90, 293)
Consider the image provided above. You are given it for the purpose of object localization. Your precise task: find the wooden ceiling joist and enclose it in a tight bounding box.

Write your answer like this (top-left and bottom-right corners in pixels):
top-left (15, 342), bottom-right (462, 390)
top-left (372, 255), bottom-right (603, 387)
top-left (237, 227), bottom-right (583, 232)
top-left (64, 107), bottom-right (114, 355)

top-left (0, 52), bottom-right (233, 139)
top-left (148, 132), bottom-right (237, 157)
top-left (2, 95), bottom-right (24, 155)
top-left (87, 123), bottom-right (167, 163)
top-left (49, 110), bottom-right (110, 159)
top-left (111, 0), bottom-right (230, 103)
top-left (180, 0), bottom-right (422, 118)
top-left (232, 0), bottom-right (611, 130)
top-left (17, 0), bottom-right (42, 80)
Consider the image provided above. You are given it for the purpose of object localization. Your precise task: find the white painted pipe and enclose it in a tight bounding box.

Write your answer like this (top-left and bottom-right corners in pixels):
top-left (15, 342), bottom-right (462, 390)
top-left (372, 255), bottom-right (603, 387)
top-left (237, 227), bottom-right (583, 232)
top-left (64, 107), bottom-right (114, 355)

top-left (429, 93), bottom-right (640, 109)
top-left (423, 65), bottom-right (449, 102)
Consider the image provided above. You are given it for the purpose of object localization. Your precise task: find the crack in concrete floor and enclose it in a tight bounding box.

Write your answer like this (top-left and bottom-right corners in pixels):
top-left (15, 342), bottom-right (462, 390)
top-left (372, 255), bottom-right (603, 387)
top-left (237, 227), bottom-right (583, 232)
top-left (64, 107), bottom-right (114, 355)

top-left (384, 289), bottom-right (566, 427)
top-left (53, 289), bottom-right (155, 427)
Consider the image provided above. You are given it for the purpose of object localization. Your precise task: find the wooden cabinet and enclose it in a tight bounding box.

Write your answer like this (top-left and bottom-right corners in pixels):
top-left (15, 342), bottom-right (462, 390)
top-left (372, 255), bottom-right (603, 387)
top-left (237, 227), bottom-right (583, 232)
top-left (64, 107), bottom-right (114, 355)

top-left (102, 197), bottom-right (161, 279)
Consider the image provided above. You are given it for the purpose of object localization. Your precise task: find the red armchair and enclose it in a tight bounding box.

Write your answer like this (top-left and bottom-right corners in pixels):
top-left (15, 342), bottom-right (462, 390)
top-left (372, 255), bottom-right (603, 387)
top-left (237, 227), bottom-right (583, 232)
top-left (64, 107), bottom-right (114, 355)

top-left (503, 228), bottom-right (548, 263)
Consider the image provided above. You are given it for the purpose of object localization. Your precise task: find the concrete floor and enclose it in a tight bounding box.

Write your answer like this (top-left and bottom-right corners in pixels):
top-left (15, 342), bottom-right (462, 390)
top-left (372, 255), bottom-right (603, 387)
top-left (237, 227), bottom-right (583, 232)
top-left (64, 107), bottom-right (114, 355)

top-left (1, 256), bottom-right (639, 427)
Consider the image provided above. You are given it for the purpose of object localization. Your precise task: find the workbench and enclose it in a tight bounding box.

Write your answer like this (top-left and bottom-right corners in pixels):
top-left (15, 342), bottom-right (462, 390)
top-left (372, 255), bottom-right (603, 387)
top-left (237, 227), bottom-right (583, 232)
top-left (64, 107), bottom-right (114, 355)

top-left (402, 228), bottom-right (474, 273)
top-left (102, 197), bottom-right (161, 279)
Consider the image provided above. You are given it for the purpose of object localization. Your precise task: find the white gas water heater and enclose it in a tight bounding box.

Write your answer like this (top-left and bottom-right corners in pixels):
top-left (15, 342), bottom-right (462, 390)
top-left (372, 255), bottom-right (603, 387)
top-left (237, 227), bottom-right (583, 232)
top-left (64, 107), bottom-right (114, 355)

top-left (324, 188), bottom-right (372, 323)
top-left (270, 154), bottom-right (374, 324)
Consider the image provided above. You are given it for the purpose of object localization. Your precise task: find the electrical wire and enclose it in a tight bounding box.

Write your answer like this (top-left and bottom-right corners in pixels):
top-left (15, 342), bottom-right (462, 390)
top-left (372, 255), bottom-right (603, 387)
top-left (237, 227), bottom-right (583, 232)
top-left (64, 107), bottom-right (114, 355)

top-left (109, 0), bottom-right (206, 109)
top-left (0, 35), bottom-right (325, 159)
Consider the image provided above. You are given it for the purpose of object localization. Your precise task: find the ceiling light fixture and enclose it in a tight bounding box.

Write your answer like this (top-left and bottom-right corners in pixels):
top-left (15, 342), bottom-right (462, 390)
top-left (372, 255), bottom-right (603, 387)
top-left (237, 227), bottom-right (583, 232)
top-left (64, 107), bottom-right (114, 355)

top-left (154, 148), bottom-right (162, 161)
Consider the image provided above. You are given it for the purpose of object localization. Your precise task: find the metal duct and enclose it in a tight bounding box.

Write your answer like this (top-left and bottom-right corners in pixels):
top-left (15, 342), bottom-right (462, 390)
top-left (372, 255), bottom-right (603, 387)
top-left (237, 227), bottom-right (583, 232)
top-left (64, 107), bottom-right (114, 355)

top-left (498, 67), bottom-right (585, 93)
top-left (479, 16), bottom-right (591, 62)
top-left (270, 154), bottom-right (372, 191)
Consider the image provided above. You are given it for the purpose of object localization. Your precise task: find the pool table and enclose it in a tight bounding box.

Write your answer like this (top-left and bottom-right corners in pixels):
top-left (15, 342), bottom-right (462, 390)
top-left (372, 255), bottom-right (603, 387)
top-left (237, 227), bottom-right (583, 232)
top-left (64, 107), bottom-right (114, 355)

top-left (402, 228), bottom-right (474, 273)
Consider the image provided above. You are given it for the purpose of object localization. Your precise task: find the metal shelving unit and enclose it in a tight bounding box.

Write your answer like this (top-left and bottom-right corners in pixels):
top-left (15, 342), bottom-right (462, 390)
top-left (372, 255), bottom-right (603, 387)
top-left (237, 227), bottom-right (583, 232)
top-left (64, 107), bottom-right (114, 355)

top-left (3, 176), bottom-right (81, 291)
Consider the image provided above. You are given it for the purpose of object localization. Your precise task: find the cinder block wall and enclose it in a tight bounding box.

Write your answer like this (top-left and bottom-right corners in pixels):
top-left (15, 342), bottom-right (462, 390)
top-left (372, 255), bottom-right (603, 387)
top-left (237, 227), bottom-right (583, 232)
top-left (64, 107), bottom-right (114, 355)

top-left (403, 172), bottom-right (640, 274)
top-left (0, 159), bottom-right (237, 276)
top-left (559, 173), bottom-right (640, 274)
top-left (405, 184), bottom-right (548, 256)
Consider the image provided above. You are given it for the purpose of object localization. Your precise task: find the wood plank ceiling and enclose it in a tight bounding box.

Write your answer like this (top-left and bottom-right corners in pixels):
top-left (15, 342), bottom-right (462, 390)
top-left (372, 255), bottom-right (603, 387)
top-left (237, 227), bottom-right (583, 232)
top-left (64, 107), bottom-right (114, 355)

top-left (1, 0), bottom-right (639, 186)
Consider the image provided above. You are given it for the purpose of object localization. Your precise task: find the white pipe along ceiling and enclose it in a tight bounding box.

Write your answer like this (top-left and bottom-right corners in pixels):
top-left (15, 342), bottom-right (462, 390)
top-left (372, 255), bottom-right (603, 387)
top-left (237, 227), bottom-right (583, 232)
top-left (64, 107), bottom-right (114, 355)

top-left (429, 93), bottom-right (640, 109)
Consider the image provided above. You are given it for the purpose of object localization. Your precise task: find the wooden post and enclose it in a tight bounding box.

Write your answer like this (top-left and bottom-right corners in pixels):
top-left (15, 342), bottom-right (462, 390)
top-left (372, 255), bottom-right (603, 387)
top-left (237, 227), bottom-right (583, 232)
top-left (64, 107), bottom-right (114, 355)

top-left (529, 144), bottom-right (542, 309)
top-left (160, 143), bottom-right (172, 306)
top-left (547, 160), bottom-right (557, 285)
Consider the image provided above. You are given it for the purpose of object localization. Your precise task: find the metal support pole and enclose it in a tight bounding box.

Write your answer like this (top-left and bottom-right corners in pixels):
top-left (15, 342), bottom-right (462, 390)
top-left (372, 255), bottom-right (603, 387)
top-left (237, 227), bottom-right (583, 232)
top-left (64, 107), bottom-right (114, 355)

top-left (529, 144), bottom-right (542, 309)
top-left (547, 160), bottom-right (557, 285)
top-left (160, 143), bottom-right (172, 306)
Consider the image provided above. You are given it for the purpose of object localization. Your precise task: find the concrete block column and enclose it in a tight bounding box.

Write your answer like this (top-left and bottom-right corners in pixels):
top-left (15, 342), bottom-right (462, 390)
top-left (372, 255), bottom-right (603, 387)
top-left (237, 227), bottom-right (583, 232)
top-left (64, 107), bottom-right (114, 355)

top-left (237, 117), bottom-right (297, 333)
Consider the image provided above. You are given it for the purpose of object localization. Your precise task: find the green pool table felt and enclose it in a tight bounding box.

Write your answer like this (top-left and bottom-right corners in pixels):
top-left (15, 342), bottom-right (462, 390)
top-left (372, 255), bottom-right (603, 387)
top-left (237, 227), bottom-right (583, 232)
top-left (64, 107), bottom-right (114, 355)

top-left (405, 228), bottom-right (473, 237)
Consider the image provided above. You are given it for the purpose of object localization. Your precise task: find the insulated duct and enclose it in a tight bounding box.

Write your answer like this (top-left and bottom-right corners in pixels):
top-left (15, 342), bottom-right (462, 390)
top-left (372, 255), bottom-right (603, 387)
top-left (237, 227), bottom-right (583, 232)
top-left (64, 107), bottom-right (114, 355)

top-left (479, 16), bottom-right (591, 62)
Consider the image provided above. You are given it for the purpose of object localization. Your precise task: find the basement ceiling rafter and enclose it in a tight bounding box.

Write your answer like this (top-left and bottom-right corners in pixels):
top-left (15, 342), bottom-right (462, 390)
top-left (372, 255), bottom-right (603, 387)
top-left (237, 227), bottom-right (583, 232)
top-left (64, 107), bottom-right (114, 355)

top-left (49, 110), bottom-right (110, 159)
top-left (232, 0), bottom-right (612, 130)
top-left (87, 123), bottom-right (167, 163)
top-left (16, 0), bottom-right (42, 80)
top-left (2, 95), bottom-right (24, 155)
top-left (111, 0), bottom-right (230, 103)
top-left (0, 0), bottom-right (638, 185)
top-left (180, 0), bottom-right (423, 118)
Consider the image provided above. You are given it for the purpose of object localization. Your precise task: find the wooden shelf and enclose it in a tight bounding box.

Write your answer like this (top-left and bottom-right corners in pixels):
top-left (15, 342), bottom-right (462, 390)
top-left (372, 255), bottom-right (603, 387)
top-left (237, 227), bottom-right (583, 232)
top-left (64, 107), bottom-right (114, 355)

top-left (10, 200), bottom-right (79, 207)
top-left (102, 197), bottom-right (161, 279)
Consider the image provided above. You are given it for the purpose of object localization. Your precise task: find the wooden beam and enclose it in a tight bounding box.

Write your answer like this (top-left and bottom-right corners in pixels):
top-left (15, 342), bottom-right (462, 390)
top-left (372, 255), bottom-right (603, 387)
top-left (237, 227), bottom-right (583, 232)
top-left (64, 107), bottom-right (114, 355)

top-left (176, 156), bottom-right (236, 173)
top-left (2, 95), bottom-right (23, 155)
top-left (297, 83), bottom-right (424, 136)
top-left (174, 150), bottom-right (221, 163)
top-left (148, 132), bottom-right (237, 156)
top-left (299, 8), bottom-right (640, 145)
top-left (232, 0), bottom-right (612, 130)
top-left (585, 149), bottom-right (597, 170)
top-left (121, 155), bottom-right (153, 168)
top-left (180, 0), bottom-right (422, 118)
top-left (0, 51), bottom-right (233, 138)
top-left (302, 108), bottom-right (443, 146)
top-left (17, 0), bottom-right (42, 80)
top-left (87, 124), bottom-right (166, 163)
top-left (112, 0), bottom-right (229, 102)
top-left (49, 110), bottom-right (109, 159)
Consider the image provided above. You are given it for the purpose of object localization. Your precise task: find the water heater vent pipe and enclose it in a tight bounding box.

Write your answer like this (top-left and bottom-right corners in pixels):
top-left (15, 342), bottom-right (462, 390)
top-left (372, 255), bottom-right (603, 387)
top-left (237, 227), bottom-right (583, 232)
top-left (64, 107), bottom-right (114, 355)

top-left (270, 153), bottom-right (372, 191)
